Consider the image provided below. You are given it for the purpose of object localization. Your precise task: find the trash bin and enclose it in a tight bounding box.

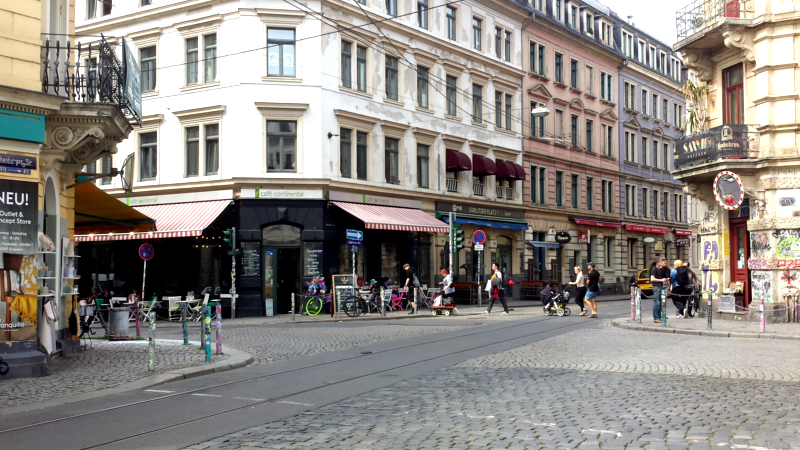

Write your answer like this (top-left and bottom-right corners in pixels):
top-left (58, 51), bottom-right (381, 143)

top-left (108, 307), bottom-right (130, 340)
top-left (265, 298), bottom-right (274, 316)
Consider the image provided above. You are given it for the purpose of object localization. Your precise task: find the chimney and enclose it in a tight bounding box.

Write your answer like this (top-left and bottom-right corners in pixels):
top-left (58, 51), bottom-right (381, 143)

top-left (627, 15), bottom-right (633, 25)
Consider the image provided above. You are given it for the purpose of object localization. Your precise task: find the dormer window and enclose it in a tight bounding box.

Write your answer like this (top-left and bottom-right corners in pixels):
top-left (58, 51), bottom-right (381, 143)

top-left (584, 12), bottom-right (594, 36)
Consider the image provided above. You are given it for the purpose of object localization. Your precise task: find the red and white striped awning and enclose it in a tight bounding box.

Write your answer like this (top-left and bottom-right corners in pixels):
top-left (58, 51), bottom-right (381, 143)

top-left (332, 201), bottom-right (449, 233)
top-left (75, 200), bottom-right (231, 242)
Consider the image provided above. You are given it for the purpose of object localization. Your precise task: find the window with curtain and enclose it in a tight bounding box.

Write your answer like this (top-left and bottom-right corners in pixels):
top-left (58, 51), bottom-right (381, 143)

top-left (340, 128), bottom-right (352, 178)
top-left (341, 41), bottom-right (352, 88)
top-left (140, 47), bottom-right (156, 92)
top-left (356, 131), bottom-right (368, 180)
top-left (446, 75), bottom-right (458, 116)
top-left (186, 126), bottom-right (199, 177)
top-left (186, 37), bottom-right (199, 85)
top-left (472, 84), bottom-right (482, 122)
top-left (139, 132), bottom-right (157, 181)
top-left (356, 46), bottom-right (367, 92)
top-left (571, 174), bottom-right (579, 208)
top-left (417, 67), bottom-right (429, 108)
top-left (446, 6), bottom-right (456, 40)
top-left (385, 137), bottom-right (399, 184)
top-left (205, 124), bottom-right (219, 175)
top-left (417, 144), bottom-right (429, 188)
top-left (473, 18), bottom-right (482, 50)
top-left (267, 28), bottom-right (295, 77)
top-left (385, 56), bottom-right (398, 100)
top-left (204, 33), bottom-right (217, 82)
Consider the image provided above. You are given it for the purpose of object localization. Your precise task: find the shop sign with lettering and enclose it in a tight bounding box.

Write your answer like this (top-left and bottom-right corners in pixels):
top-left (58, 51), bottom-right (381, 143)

top-left (435, 201), bottom-right (525, 220)
top-left (555, 231), bottom-right (571, 244)
top-left (578, 229), bottom-right (590, 244)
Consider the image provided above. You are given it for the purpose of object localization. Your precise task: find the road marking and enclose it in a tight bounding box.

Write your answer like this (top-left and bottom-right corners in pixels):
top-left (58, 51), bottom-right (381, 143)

top-left (234, 397), bottom-right (265, 402)
top-left (522, 421), bottom-right (556, 427)
top-left (467, 414), bottom-right (495, 419)
top-left (191, 393), bottom-right (223, 398)
top-left (277, 400), bottom-right (314, 407)
top-left (583, 429), bottom-right (622, 437)
top-left (144, 389), bottom-right (174, 393)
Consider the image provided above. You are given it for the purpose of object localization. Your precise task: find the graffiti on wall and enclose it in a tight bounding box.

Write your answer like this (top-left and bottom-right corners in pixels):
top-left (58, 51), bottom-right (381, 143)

top-left (699, 211), bottom-right (718, 234)
top-left (751, 271), bottom-right (772, 303)
top-left (748, 258), bottom-right (774, 270)
top-left (777, 259), bottom-right (800, 269)
top-left (701, 237), bottom-right (720, 293)
top-left (774, 229), bottom-right (800, 259)
top-left (750, 233), bottom-right (771, 258)
top-left (750, 200), bottom-right (768, 220)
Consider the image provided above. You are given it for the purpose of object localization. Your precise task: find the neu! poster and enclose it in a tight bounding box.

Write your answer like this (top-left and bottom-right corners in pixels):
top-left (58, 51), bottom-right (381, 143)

top-left (0, 179), bottom-right (38, 255)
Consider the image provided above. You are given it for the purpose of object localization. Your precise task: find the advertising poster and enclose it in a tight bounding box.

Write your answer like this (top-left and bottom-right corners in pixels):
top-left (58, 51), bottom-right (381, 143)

top-left (0, 179), bottom-right (39, 341)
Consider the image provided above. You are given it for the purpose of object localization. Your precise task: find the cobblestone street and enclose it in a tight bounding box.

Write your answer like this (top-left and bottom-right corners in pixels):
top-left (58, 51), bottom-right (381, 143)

top-left (189, 322), bottom-right (800, 449)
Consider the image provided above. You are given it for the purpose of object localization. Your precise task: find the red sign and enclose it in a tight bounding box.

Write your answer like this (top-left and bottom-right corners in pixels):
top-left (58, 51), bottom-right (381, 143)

top-left (624, 224), bottom-right (668, 234)
top-left (472, 230), bottom-right (486, 245)
top-left (674, 229), bottom-right (693, 236)
top-left (572, 218), bottom-right (622, 228)
top-left (138, 243), bottom-right (154, 260)
top-left (578, 229), bottom-right (590, 244)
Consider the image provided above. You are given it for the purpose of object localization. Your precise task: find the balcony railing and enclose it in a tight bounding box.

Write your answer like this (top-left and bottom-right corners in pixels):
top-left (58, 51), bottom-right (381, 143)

top-left (676, 0), bottom-right (753, 42)
top-left (506, 187), bottom-right (514, 200)
top-left (42, 36), bottom-right (142, 125)
top-left (472, 182), bottom-right (484, 196)
top-left (446, 177), bottom-right (459, 193)
top-left (495, 185), bottom-right (504, 198)
top-left (674, 124), bottom-right (759, 170)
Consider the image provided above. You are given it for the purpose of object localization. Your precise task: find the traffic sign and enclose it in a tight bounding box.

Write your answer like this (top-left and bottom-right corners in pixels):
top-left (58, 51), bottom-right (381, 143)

top-left (138, 243), bottom-right (154, 261)
top-left (472, 230), bottom-right (486, 245)
top-left (474, 244), bottom-right (484, 251)
top-left (346, 229), bottom-right (363, 242)
top-left (347, 239), bottom-right (362, 246)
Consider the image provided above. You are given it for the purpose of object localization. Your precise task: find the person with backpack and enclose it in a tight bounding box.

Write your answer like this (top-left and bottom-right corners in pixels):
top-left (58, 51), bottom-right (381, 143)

top-left (650, 258), bottom-right (670, 323)
top-left (670, 260), bottom-right (691, 317)
top-left (584, 262), bottom-right (600, 318)
top-left (483, 263), bottom-right (509, 315)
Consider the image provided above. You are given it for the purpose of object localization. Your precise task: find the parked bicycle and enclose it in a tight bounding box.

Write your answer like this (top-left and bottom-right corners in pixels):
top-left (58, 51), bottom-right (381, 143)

top-left (305, 276), bottom-right (332, 316)
top-left (341, 294), bottom-right (368, 317)
top-left (0, 356), bottom-right (8, 376)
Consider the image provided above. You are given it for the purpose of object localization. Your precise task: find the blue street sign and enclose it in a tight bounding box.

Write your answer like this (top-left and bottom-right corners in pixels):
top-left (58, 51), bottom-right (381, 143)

top-left (473, 230), bottom-right (487, 245)
top-left (347, 239), bottom-right (362, 246)
top-left (346, 229), bottom-right (363, 242)
top-left (138, 243), bottom-right (154, 261)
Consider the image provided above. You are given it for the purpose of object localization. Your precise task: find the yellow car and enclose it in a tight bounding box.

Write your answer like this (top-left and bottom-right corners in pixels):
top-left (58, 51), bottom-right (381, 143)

top-left (636, 269), bottom-right (654, 297)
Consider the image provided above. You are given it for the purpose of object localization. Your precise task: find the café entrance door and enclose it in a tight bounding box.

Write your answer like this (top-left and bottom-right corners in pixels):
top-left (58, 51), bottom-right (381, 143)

top-left (262, 224), bottom-right (301, 314)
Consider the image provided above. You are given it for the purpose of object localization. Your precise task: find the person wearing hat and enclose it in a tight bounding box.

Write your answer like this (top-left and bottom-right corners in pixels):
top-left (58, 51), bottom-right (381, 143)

top-left (436, 268), bottom-right (455, 306)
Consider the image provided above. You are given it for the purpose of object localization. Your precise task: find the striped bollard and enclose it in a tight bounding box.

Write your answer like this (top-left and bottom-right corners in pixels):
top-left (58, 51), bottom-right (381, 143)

top-left (635, 287), bottom-right (641, 323)
top-left (148, 312), bottom-right (156, 372)
top-left (630, 286), bottom-right (635, 320)
top-left (183, 317), bottom-right (189, 345)
top-left (204, 307), bottom-right (212, 362)
top-left (707, 290), bottom-right (713, 330)
top-left (661, 289), bottom-right (667, 326)
top-left (215, 302), bottom-right (222, 355)
top-left (760, 292), bottom-right (765, 333)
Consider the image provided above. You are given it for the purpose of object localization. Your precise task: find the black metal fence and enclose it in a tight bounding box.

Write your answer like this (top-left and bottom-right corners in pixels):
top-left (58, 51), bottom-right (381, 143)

top-left (42, 36), bottom-right (141, 126)
top-left (676, 0), bottom-right (753, 42)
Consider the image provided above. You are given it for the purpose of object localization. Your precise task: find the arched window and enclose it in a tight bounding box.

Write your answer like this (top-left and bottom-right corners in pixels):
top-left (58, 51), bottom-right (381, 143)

top-left (262, 224), bottom-right (301, 245)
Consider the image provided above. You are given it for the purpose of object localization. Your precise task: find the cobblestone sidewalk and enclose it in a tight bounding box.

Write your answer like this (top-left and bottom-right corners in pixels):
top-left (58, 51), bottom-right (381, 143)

top-left (1, 340), bottom-right (226, 409)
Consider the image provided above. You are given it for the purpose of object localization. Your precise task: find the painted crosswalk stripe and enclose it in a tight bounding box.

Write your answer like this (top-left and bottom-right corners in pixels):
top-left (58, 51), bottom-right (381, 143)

top-left (234, 397), bottom-right (265, 402)
top-left (144, 389), bottom-right (175, 393)
top-left (191, 393), bottom-right (223, 397)
top-left (277, 400), bottom-right (314, 407)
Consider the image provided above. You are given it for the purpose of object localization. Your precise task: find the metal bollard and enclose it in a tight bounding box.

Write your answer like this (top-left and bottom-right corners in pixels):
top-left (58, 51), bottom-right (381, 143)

top-left (707, 290), bottom-right (713, 330)
top-left (380, 287), bottom-right (386, 317)
top-left (760, 292), bottom-right (765, 333)
top-left (291, 293), bottom-right (296, 322)
top-left (337, 292), bottom-right (342, 320)
top-left (135, 302), bottom-right (141, 338)
top-left (199, 307), bottom-right (205, 350)
top-left (215, 302), bottom-right (222, 355)
top-left (204, 307), bottom-right (212, 362)
top-left (661, 289), bottom-right (667, 326)
top-left (148, 312), bottom-right (156, 372)
top-left (183, 319), bottom-right (189, 345)
top-left (630, 286), bottom-right (635, 320)
top-left (414, 287), bottom-right (418, 314)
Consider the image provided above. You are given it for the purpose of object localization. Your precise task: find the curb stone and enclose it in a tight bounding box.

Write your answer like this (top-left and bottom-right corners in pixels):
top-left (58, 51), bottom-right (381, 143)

top-left (612, 319), bottom-right (800, 341)
top-left (0, 346), bottom-right (254, 417)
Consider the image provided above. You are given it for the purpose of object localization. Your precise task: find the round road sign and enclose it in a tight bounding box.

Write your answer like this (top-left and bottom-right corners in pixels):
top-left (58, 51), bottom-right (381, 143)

top-left (139, 243), bottom-right (154, 261)
top-left (472, 230), bottom-right (487, 245)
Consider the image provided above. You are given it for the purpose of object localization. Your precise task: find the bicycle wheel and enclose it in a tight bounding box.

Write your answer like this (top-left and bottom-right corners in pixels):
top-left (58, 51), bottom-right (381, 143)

top-left (342, 296), bottom-right (361, 317)
top-left (306, 297), bottom-right (323, 316)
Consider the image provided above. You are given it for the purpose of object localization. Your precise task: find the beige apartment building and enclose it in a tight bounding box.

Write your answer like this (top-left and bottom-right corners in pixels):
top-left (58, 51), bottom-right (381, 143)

top-left (674, 0), bottom-right (800, 320)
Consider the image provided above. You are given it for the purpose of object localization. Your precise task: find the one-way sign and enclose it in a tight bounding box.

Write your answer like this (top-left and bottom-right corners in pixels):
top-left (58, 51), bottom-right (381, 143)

top-left (346, 229), bottom-right (363, 246)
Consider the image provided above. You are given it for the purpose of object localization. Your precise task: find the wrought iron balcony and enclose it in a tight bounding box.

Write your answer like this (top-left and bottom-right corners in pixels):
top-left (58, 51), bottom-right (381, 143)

top-left (676, 0), bottom-right (753, 42)
top-left (472, 182), bottom-right (484, 196)
top-left (495, 185), bottom-right (504, 199)
top-left (673, 124), bottom-right (759, 171)
top-left (42, 36), bottom-right (142, 126)
top-left (506, 187), bottom-right (514, 200)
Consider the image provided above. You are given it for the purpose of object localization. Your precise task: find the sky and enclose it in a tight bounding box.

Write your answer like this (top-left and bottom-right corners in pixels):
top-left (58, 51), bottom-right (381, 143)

top-left (599, 0), bottom-right (683, 46)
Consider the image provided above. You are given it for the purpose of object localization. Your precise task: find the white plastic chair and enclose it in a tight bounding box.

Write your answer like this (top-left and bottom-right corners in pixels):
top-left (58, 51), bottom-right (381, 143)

top-left (166, 296), bottom-right (182, 321)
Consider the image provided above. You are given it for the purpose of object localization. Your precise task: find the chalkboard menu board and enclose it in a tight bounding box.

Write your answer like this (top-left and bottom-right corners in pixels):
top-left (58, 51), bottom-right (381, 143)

top-left (241, 242), bottom-right (260, 277)
top-left (304, 242), bottom-right (323, 277)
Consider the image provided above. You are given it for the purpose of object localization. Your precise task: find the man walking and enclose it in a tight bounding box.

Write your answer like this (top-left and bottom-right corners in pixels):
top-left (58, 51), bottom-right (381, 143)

top-left (584, 262), bottom-right (600, 318)
top-left (483, 263), bottom-right (509, 315)
top-left (404, 263), bottom-right (420, 315)
top-left (650, 257), bottom-right (670, 323)
top-left (670, 260), bottom-right (691, 317)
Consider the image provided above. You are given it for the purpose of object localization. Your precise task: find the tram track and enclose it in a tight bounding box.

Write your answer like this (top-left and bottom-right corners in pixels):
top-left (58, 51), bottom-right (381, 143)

top-left (1, 309), bottom-right (627, 448)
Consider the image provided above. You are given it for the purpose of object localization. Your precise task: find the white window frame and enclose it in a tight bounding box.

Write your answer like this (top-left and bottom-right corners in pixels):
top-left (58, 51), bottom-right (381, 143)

top-left (585, 64), bottom-right (594, 94)
top-left (262, 18), bottom-right (302, 81)
top-left (584, 12), bottom-right (594, 37)
top-left (621, 30), bottom-right (633, 58)
top-left (134, 116), bottom-right (162, 184)
top-left (624, 82), bottom-right (636, 110)
top-left (652, 139), bottom-right (659, 169)
top-left (600, 21), bottom-right (612, 46)
top-left (340, 40), bottom-right (370, 94)
top-left (256, 103), bottom-right (308, 174)
top-left (653, 190), bottom-right (660, 220)
top-left (648, 45), bottom-right (656, 68)
top-left (600, 72), bottom-right (613, 102)
top-left (624, 130), bottom-right (637, 163)
top-left (659, 51), bottom-right (666, 73)
top-left (638, 39), bottom-right (645, 63)
top-left (652, 93), bottom-right (659, 119)
top-left (602, 124), bottom-right (614, 157)
top-left (642, 188), bottom-right (649, 218)
top-left (179, 29), bottom-right (219, 89)
top-left (529, 41), bottom-right (546, 75)
top-left (641, 88), bottom-right (648, 115)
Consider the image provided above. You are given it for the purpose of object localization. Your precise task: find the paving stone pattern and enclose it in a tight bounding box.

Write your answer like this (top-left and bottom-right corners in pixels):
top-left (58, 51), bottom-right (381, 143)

top-left (157, 323), bottom-right (470, 365)
top-left (1, 340), bottom-right (227, 408)
top-left (188, 323), bottom-right (800, 449)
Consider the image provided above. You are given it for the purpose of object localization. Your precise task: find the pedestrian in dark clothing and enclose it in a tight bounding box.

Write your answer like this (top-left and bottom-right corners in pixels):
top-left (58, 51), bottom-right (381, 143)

top-left (650, 258), bottom-right (670, 322)
top-left (585, 262), bottom-right (600, 318)
top-left (569, 266), bottom-right (588, 315)
top-left (483, 263), bottom-right (509, 315)
top-left (403, 263), bottom-right (419, 314)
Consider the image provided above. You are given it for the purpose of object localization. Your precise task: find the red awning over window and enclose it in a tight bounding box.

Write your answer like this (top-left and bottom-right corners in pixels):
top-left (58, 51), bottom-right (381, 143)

top-left (446, 150), bottom-right (472, 171)
top-left (472, 155), bottom-right (497, 175)
top-left (674, 228), bottom-right (693, 236)
top-left (332, 202), bottom-right (449, 233)
top-left (511, 163), bottom-right (526, 180)
top-left (495, 160), bottom-right (511, 179)
top-left (572, 218), bottom-right (623, 228)
top-left (624, 224), bottom-right (668, 234)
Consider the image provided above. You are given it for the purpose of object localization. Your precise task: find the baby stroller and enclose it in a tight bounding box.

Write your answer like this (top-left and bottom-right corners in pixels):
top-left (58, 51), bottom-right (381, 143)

top-left (540, 284), bottom-right (572, 317)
